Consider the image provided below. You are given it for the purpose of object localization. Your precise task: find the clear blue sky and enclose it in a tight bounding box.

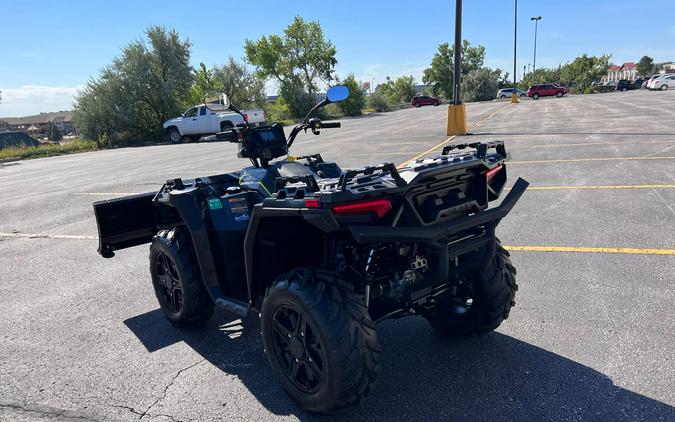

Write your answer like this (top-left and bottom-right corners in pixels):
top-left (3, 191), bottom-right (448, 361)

top-left (1, 0), bottom-right (673, 116)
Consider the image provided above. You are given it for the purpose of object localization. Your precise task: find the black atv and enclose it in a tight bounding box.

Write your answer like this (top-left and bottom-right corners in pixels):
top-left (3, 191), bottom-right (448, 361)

top-left (93, 85), bottom-right (528, 413)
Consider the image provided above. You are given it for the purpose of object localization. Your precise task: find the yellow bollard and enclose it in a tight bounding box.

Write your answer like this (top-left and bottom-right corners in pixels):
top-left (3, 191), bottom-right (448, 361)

top-left (446, 104), bottom-right (467, 135)
top-left (511, 93), bottom-right (520, 103)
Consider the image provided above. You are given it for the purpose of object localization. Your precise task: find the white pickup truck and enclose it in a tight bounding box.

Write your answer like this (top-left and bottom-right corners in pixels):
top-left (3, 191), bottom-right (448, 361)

top-left (163, 105), bottom-right (265, 143)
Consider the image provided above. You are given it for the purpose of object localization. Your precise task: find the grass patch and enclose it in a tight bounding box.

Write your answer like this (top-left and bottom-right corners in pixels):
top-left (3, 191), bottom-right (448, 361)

top-left (0, 139), bottom-right (98, 160)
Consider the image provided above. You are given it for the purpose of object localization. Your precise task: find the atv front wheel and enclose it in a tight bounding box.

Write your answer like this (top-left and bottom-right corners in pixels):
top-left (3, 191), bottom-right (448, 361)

top-left (425, 240), bottom-right (517, 336)
top-left (149, 229), bottom-right (214, 327)
top-left (261, 268), bottom-right (380, 413)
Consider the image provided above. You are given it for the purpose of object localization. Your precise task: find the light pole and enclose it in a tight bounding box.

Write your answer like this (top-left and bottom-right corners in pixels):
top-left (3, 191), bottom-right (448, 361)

top-left (447, 0), bottom-right (467, 135)
top-left (511, 0), bottom-right (519, 103)
top-left (530, 16), bottom-right (542, 84)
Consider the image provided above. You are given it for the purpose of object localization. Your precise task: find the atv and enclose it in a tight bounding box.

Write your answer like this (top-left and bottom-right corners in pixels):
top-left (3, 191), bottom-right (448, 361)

top-left (93, 85), bottom-right (528, 413)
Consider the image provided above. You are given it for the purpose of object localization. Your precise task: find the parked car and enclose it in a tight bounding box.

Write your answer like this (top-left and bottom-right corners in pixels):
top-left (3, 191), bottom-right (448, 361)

top-left (411, 95), bottom-right (441, 107)
top-left (651, 74), bottom-right (675, 90)
top-left (616, 79), bottom-right (642, 91)
top-left (163, 104), bottom-right (266, 143)
top-left (527, 84), bottom-right (568, 100)
top-left (496, 88), bottom-right (526, 99)
top-left (643, 73), bottom-right (663, 89)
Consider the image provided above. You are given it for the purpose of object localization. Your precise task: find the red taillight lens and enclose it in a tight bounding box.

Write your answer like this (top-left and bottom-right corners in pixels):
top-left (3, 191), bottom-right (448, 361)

top-left (332, 199), bottom-right (392, 218)
top-left (304, 199), bottom-right (320, 208)
top-left (485, 164), bottom-right (503, 184)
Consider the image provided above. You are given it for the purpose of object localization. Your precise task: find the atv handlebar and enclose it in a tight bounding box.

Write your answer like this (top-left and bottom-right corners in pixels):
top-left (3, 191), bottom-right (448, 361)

top-left (320, 122), bottom-right (341, 129)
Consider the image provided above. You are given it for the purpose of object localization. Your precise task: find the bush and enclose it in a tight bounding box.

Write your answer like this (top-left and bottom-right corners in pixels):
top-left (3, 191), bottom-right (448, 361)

top-left (368, 91), bottom-right (389, 112)
top-left (0, 139), bottom-right (97, 160)
top-left (336, 74), bottom-right (366, 116)
top-left (266, 97), bottom-right (293, 124)
top-left (462, 68), bottom-right (501, 102)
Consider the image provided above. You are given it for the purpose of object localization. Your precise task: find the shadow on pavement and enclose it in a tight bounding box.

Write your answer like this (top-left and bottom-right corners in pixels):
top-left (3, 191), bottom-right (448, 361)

top-left (125, 309), bottom-right (674, 421)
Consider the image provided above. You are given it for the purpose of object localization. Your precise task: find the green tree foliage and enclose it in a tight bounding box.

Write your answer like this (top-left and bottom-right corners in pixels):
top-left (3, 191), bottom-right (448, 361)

top-left (245, 16), bottom-right (337, 117)
top-left (376, 76), bottom-right (416, 104)
top-left (462, 68), bottom-right (502, 102)
top-left (368, 91), bottom-right (389, 112)
top-left (526, 54), bottom-right (610, 91)
top-left (74, 26), bottom-right (193, 144)
top-left (559, 54), bottom-right (610, 90)
top-left (186, 59), bottom-right (267, 110)
top-left (336, 74), bottom-right (366, 116)
top-left (423, 40), bottom-right (485, 99)
top-left (637, 56), bottom-right (655, 77)
top-left (46, 122), bottom-right (63, 142)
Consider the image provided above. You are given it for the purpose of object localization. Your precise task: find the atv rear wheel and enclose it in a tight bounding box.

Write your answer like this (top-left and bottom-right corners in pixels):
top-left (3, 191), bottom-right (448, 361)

top-left (425, 240), bottom-right (517, 336)
top-left (261, 268), bottom-right (380, 414)
top-left (149, 229), bottom-right (214, 327)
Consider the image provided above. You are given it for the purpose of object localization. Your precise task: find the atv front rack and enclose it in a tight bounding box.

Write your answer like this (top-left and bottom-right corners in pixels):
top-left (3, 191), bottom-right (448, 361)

top-left (442, 141), bottom-right (507, 159)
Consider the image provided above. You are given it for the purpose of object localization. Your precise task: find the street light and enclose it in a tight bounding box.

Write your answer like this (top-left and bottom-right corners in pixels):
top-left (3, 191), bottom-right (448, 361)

top-left (511, 0), bottom-right (519, 103)
top-left (530, 16), bottom-right (542, 85)
top-left (447, 0), bottom-right (467, 135)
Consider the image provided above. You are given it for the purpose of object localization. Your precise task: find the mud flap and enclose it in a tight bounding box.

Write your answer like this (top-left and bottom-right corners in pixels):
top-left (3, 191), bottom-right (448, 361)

top-left (93, 192), bottom-right (157, 258)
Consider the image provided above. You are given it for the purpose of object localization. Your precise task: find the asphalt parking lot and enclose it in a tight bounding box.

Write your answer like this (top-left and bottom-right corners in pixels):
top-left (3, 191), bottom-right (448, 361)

top-left (1, 90), bottom-right (674, 421)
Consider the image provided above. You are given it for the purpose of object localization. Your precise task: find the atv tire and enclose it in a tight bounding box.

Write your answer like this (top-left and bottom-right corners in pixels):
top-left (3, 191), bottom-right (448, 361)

top-left (261, 268), bottom-right (380, 414)
top-left (149, 229), bottom-right (214, 327)
top-left (425, 240), bottom-right (517, 336)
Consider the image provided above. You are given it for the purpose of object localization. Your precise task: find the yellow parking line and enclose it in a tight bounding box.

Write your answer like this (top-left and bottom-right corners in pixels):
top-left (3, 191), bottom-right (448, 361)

top-left (511, 140), bottom-right (675, 150)
top-left (505, 245), bottom-right (675, 255)
top-left (510, 156), bottom-right (675, 164)
top-left (397, 135), bottom-right (456, 168)
top-left (505, 185), bottom-right (675, 191)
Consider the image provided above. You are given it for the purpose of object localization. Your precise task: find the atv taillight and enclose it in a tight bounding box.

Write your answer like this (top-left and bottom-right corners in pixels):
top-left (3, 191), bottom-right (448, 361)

top-left (332, 199), bottom-right (392, 218)
top-left (485, 165), bottom-right (503, 184)
top-left (304, 199), bottom-right (320, 208)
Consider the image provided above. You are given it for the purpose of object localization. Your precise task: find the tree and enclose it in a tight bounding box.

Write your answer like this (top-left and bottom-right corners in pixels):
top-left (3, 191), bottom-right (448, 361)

top-left (46, 122), bottom-right (63, 142)
top-left (462, 68), bottom-right (502, 102)
top-left (422, 40), bottom-right (485, 99)
top-left (376, 76), bottom-right (416, 104)
top-left (559, 54), bottom-right (610, 90)
top-left (211, 58), bottom-right (267, 108)
top-left (637, 56), bottom-right (655, 77)
top-left (74, 26), bottom-right (193, 144)
top-left (245, 16), bottom-right (337, 117)
top-left (336, 74), bottom-right (366, 116)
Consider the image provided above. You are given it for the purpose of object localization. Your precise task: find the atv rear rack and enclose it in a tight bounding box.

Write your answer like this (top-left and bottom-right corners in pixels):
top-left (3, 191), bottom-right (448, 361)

top-left (442, 141), bottom-right (507, 159)
top-left (337, 163), bottom-right (407, 191)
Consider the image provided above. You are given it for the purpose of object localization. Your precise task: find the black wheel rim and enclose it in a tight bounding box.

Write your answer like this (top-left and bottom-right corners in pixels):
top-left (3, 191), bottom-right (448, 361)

top-left (155, 251), bottom-right (183, 313)
top-left (271, 305), bottom-right (326, 394)
top-left (445, 281), bottom-right (475, 316)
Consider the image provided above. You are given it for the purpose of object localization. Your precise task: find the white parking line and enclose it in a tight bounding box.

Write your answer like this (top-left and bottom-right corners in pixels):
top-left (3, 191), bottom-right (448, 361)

top-left (0, 232), bottom-right (97, 240)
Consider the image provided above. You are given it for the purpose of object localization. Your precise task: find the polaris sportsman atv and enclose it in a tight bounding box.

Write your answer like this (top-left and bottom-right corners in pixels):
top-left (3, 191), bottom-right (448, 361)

top-left (93, 85), bottom-right (528, 413)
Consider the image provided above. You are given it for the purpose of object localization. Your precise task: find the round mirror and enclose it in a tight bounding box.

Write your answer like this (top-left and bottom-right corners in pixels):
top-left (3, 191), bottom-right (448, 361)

top-left (326, 85), bottom-right (350, 103)
top-left (204, 92), bottom-right (230, 111)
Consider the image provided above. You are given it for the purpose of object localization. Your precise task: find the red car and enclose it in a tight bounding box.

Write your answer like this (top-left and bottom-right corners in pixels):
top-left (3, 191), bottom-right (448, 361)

top-left (527, 84), bottom-right (567, 100)
top-left (411, 95), bottom-right (441, 107)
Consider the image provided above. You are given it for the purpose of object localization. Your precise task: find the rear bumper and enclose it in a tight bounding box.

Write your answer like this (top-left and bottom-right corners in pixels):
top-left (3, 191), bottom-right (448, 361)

top-left (348, 177), bottom-right (529, 245)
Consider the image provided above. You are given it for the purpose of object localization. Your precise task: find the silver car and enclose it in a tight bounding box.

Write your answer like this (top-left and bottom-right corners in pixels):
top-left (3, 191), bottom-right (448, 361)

top-left (496, 88), bottom-right (526, 99)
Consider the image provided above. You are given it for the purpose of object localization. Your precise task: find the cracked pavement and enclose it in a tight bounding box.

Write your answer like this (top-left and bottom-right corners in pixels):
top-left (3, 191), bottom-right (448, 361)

top-left (1, 92), bottom-right (674, 421)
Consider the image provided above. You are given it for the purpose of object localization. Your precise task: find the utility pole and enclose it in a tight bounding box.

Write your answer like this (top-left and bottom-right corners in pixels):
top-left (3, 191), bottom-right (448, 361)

top-left (531, 16), bottom-right (542, 84)
top-left (511, 0), bottom-right (519, 103)
top-left (447, 0), bottom-right (467, 135)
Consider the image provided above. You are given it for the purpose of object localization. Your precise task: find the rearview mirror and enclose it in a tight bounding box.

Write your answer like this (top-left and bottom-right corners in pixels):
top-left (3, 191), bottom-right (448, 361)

top-left (326, 85), bottom-right (349, 103)
top-left (204, 92), bottom-right (230, 111)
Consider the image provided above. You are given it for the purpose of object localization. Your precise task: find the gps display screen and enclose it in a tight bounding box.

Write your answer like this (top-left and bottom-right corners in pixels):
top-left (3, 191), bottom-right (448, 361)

top-left (258, 129), bottom-right (278, 142)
